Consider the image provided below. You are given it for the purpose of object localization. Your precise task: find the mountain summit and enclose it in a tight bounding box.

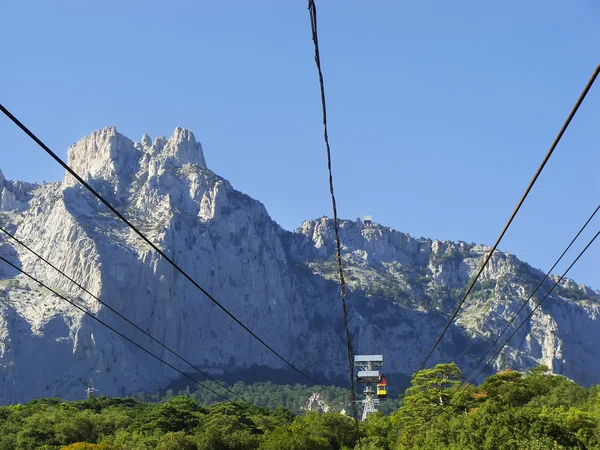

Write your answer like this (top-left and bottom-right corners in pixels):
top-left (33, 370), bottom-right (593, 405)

top-left (0, 128), bottom-right (598, 403)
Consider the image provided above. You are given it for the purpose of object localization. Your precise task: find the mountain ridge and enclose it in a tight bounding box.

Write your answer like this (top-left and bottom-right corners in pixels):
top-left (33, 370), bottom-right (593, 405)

top-left (0, 126), bottom-right (598, 404)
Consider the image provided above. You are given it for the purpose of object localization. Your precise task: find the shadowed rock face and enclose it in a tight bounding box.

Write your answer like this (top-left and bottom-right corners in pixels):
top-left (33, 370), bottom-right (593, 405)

top-left (0, 127), bottom-right (598, 404)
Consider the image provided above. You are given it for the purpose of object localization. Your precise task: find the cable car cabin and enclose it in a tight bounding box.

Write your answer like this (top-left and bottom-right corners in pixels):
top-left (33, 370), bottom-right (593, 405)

top-left (377, 382), bottom-right (387, 399)
top-left (377, 374), bottom-right (388, 399)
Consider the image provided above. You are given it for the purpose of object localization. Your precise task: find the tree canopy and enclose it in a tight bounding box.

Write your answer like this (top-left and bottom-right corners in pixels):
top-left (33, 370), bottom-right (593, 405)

top-left (1, 364), bottom-right (599, 449)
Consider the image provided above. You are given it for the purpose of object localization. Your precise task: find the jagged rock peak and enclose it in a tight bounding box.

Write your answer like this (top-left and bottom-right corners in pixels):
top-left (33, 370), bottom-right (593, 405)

top-left (64, 126), bottom-right (137, 189)
top-left (63, 126), bottom-right (207, 188)
top-left (68, 126), bottom-right (206, 166)
top-left (141, 133), bottom-right (152, 148)
top-left (147, 127), bottom-right (206, 168)
top-left (0, 168), bottom-right (4, 187)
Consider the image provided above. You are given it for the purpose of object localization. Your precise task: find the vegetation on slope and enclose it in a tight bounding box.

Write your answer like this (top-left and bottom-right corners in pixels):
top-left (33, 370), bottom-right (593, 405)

top-left (145, 379), bottom-right (401, 416)
top-left (1, 364), bottom-right (599, 449)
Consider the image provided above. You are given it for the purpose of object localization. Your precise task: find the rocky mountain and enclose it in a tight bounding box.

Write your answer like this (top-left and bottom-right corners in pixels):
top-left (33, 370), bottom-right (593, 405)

top-left (0, 127), bottom-right (598, 404)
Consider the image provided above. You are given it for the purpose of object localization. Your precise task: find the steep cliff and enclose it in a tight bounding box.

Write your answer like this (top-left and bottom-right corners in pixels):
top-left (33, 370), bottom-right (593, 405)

top-left (0, 127), bottom-right (598, 404)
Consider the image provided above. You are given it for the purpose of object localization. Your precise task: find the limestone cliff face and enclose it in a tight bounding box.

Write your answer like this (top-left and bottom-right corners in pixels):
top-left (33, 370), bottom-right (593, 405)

top-left (0, 169), bottom-right (36, 212)
top-left (0, 127), bottom-right (598, 403)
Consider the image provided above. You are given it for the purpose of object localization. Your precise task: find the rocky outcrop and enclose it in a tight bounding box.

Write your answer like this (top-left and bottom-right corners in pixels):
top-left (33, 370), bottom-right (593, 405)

top-left (0, 169), bottom-right (36, 212)
top-left (0, 127), bottom-right (598, 404)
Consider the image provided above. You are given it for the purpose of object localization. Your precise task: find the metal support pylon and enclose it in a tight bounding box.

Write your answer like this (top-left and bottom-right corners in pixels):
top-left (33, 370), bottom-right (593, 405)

top-left (86, 377), bottom-right (98, 400)
top-left (354, 355), bottom-right (383, 421)
top-left (361, 385), bottom-right (377, 421)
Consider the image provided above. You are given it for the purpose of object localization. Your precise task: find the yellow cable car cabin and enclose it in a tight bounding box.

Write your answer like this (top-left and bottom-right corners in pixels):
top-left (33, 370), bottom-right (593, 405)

top-left (377, 383), bottom-right (387, 399)
top-left (377, 375), bottom-right (387, 399)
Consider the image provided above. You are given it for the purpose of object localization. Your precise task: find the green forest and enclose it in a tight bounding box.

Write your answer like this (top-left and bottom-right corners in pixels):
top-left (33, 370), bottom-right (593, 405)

top-left (2, 364), bottom-right (600, 450)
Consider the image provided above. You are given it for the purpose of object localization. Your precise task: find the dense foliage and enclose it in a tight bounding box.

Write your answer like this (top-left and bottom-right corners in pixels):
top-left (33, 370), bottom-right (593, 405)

top-left (137, 379), bottom-right (401, 415)
top-left (2, 364), bottom-right (600, 449)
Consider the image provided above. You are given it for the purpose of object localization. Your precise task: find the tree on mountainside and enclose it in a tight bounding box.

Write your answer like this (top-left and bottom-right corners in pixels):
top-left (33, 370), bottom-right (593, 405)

top-left (60, 444), bottom-right (111, 450)
top-left (156, 432), bottom-right (197, 450)
top-left (195, 403), bottom-right (263, 450)
top-left (155, 396), bottom-right (202, 433)
top-left (258, 425), bottom-right (330, 450)
top-left (391, 363), bottom-right (463, 449)
top-left (358, 412), bottom-right (393, 450)
top-left (398, 363), bottom-right (462, 416)
top-left (54, 411), bottom-right (97, 446)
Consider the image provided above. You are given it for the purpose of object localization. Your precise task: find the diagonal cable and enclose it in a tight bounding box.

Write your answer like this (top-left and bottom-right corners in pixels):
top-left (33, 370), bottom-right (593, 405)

top-left (413, 63), bottom-right (600, 378)
top-left (0, 103), bottom-right (322, 388)
top-left (0, 254), bottom-right (234, 404)
top-left (0, 255), bottom-right (292, 427)
top-left (0, 224), bottom-right (257, 407)
top-left (453, 227), bottom-right (600, 401)
top-left (455, 203), bottom-right (600, 393)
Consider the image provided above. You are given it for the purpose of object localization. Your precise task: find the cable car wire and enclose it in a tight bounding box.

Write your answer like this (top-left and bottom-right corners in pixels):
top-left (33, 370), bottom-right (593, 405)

top-left (307, 0), bottom-right (361, 434)
top-left (0, 103), bottom-right (322, 389)
top-left (413, 63), bottom-right (600, 378)
top-left (455, 202), bottom-right (600, 394)
top-left (0, 225), bottom-right (257, 408)
top-left (452, 226), bottom-right (600, 401)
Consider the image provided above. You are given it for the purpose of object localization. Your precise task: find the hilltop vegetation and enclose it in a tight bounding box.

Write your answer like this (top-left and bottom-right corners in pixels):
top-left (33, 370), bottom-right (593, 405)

top-left (1, 364), bottom-right (600, 449)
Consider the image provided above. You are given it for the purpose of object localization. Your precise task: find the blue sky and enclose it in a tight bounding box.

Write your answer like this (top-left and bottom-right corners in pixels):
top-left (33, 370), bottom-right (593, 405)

top-left (1, 1), bottom-right (599, 288)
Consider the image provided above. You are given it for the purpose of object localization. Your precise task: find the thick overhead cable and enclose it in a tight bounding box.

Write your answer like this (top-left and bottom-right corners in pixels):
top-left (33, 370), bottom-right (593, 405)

top-left (456, 203), bottom-right (600, 393)
top-left (0, 103), bottom-right (322, 388)
top-left (0, 255), bottom-right (232, 404)
top-left (453, 226), bottom-right (600, 400)
top-left (307, 0), bottom-right (361, 439)
top-left (413, 63), bottom-right (600, 378)
top-left (0, 225), bottom-right (256, 408)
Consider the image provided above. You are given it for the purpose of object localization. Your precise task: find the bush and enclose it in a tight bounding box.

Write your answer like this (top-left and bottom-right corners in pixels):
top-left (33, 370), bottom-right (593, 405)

top-left (156, 432), bottom-right (197, 450)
